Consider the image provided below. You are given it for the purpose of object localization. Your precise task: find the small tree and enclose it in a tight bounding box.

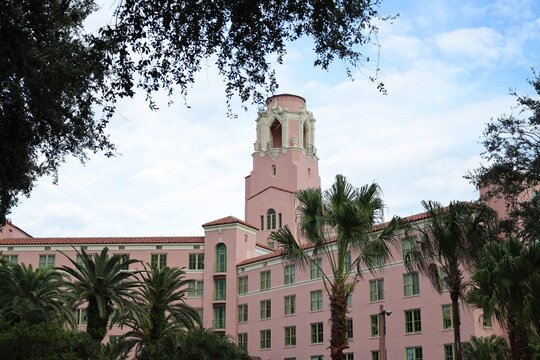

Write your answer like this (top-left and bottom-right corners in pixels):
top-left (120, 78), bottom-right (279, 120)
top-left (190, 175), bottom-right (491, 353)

top-left (59, 248), bottom-right (140, 342)
top-left (467, 237), bottom-right (540, 360)
top-left (462, 335), bottom-right (510, 360)
top-left (405, 201), bottom-right (498, 360)
top-left (271, 174), bottom-right (401, 360)
top-left (0, 263), bottom-right (74, 326)
top-left (120, 264), bottom-right (200, 357)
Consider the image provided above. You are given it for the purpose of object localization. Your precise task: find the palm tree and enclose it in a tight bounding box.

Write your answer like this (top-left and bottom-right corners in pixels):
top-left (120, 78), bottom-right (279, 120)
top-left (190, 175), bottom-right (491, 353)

top-left (59, 247), bottom-right (140, 342)
top-left (0, 263), bottom-right (74, 326)
top-left (467, 237), bottom-right (540, 360)
top-left (270, 174), bottom-right (402, 360)
top-left (404, 200), bottom-right (498, 360)
top-left (462, 335), bottom-right (510, 360)
top-left (120, 264), bottom-right (201, 357)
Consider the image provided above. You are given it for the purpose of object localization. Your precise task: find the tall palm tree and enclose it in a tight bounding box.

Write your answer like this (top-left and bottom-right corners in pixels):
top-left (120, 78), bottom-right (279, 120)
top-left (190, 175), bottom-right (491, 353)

top-left (270, 174), bottom-right (402, 360)
top-left (0, 263), bottom-right (74, 326)
top-left (405, 200), bottom-right (498, 360)
top-left (467, 237), bottom-right (540, 360)
top-left (462, 335), bottom-right (510, 360)
top-left (120, 264), bottom-right (201, 357)
top-left (59, 247), bottom-right (140, 342)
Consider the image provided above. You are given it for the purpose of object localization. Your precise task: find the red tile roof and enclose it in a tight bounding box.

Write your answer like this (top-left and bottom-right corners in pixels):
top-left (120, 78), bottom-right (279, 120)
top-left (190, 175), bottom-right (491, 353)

top-left (202, 216), bottom-right (258, 230)
top-left (0, 236), bottom-right (204, 246)
top-left (256, 243), bottom-right (278, 252)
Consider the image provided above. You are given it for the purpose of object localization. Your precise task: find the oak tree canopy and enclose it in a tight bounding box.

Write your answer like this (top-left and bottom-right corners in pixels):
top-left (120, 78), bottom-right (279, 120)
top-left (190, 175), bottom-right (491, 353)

top-left (0, 0), bottom-right (388, 223)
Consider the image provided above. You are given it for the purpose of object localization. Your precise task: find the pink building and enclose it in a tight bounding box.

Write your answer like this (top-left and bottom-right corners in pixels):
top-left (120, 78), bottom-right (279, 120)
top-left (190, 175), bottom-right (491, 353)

top-left (0, 94), bottom-right (501, 360)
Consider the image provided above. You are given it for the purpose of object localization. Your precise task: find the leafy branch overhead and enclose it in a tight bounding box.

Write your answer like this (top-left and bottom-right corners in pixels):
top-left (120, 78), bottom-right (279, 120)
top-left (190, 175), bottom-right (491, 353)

top-left (467, 73), bottom-right (540, 242)
top-left (101, 0), bottom-right (390, 108)
top-left (0, 0), bottom-right (391, 224)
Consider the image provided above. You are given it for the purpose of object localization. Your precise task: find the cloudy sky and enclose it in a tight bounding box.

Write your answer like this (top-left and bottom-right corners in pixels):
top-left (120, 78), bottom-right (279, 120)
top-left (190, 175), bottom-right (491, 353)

top-left (9, 0), bottom-right (540, 237)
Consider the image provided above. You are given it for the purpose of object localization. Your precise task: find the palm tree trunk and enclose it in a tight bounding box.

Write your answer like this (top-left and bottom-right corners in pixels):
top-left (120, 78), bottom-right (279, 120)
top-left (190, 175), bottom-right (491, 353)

top-left (329, 281), bottom-right (348, 360)
top-left (87, 297), bottom-right (109, 342)
top-left (450, 290), bottom-right (463, 360)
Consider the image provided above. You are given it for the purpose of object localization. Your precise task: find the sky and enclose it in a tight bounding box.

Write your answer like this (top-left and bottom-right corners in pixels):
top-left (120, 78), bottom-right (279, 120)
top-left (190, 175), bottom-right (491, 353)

top-left (8, 0), bottom-right (540, 237)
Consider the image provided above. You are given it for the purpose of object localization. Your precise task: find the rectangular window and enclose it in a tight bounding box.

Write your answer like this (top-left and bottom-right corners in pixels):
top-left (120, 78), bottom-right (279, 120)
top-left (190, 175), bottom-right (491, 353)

top-left (344, 252), bottom-right (352, 272)
top-left (405, 309), bottom-right (422, 333)
top-left (310, 290), bottom-right (323, 311)
top-left (345, 354), bottom-right (354, 360)
top-left (74, 308), bottom-right (87, 326)
top-left (442, 304), bottom-right (453, 329)
top-left (238, 333), bottom-right (248, 351)
top-left (284, 326), bottom-right (296, 347)
top-left (346, 318), bottom-right (353, 339)
top-left (195, 308), bottom-right (203, 323)
top-left (260, 299), bottom-right (271, 319)
top-left (284, 265), bottom-right (296, 285)
top-left (119, 254), bottom-right (130, 270)
top-left (347, 294), bottom-right (352, 306)
top-left (38, 254), bottom-right (55, 269)
top-left (151, 254), bottom-right (167, 269)
top-left (310, 258), bottom-right (322, 279)
top-left (260, 270), bottom-right (271, 291)
top-left (444, 344), bottom-right (455, 360)
top-left (405, 347), bottom-right (423, 360)
top-left (260, 329), bottom-right (271, 349)
top-left (267, 211), bottom-right (276, 230)
top-left (311, 356), bottom-right (323, 360)
top-left (187, 280), bottom-right (204, 297)
top-left (4, 255), bottom-right (18, 264)
top-left (371, 351), bottom-right (380, 360)
top-left (284, 295), bottom-right (296, 315)
top-left (238, 304), bottom-right (248, 323)
top-left (213, 306), bottom-right (226, 329)
top-left (403, 272), bottom-right (420, 296)
top-left (285, 358), bottom-right (296, 360)
top-left (402, 237), bottom-right (414, 259)
top-left (279, 213), bottom-right (282, 228)
top-left (188, 253), bottom-right (204, 270)
top-left (310, 322), bottom-right (324, 344)
top-left (238, 276), bottom-right (248, 295)
top-left (439, 267), bottom-right (449, 291)
top-left (369, 279), bottom-right (384, 302)
top-left (370, 315), bottom-right (379, 337)
top-left (260, 215), bottom-right (264, 230)
top-left (214, 278), bottom-right (226, 301)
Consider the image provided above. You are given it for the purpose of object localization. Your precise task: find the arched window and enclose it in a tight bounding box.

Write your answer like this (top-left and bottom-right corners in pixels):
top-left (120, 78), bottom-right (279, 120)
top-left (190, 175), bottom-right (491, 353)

top-left (267, 208), bottom-right (276, 230)
top-left (215, 243), bottom-right (227, 272)
top-left (303, 122), bottom-right (308, 149)
top-left (270, 120), bottom-right (282, 148)
top-left (271, 164), bottom-right (276, 176)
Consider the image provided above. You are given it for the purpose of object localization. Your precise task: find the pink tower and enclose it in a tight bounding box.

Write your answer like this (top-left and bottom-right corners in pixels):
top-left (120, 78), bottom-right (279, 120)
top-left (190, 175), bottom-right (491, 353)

top-left (245, 94), bottom-right (321, 247)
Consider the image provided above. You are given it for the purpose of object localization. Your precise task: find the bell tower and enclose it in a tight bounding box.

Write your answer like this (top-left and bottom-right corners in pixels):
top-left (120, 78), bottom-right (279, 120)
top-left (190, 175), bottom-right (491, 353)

top-left (245, 94), bottom-right (321, 246)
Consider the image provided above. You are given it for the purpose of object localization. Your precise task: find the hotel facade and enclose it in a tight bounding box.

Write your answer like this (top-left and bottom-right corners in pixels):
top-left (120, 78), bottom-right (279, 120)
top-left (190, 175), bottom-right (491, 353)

top-left (0, 94), bottom-right (502, 360)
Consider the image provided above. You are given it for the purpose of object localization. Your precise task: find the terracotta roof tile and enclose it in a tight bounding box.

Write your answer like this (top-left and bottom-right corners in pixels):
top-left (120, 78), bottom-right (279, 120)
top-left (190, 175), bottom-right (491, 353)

top-left (255, 243), bottom-right (278, 252)
top-left (202, 216), bottom-right (258, 230)
top-left (0, 236), bottom-right (204, 246)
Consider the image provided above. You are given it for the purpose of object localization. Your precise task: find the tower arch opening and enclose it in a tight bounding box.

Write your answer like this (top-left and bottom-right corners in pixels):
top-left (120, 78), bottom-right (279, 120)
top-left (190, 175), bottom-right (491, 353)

top-left (270, 120), bottom-right (282, 148)
top-left (303, 122), bottom-right (308, 149)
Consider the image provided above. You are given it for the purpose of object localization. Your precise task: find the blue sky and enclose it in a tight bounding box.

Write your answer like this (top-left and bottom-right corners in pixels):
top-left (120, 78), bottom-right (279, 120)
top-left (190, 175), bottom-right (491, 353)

top-left (9, 0), bottom-right (540, 237)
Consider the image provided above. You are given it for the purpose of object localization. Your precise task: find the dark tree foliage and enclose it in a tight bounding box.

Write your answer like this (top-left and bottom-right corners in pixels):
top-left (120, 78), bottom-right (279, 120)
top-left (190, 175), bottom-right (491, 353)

top-left (468, 73), bottom-right (540, 242)
top-left (101, 0), bottom-right (388, 111)
top-left (1, 0), bottom-right (389, 224)
top-left (0, 318), bottom-right (100, 360)
top-left (0, 0), bottom-right (114, 224)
